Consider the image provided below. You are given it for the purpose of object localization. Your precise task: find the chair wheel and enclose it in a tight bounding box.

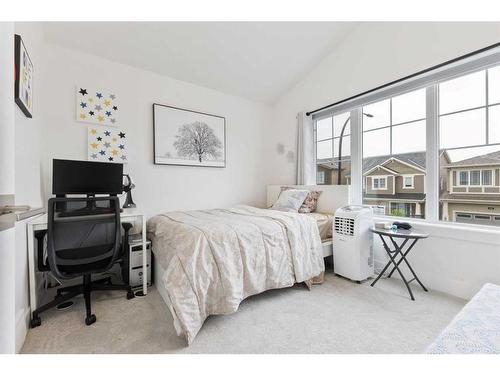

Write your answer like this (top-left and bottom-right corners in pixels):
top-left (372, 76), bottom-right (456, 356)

top-left (30, 316), bottom-right (41, 328)
top-left (85, 314), bottom-right (97, 326)
top-left (127, 290), bottom-right (135, 300)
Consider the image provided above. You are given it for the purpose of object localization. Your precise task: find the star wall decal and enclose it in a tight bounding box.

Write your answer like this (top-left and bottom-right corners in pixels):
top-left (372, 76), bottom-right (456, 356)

top-left (87, 126), bottom-right (127, 164)
top-left (118, 132), bottom-right (126, 138)
top-left (77, 87), bottom-right (119, 127)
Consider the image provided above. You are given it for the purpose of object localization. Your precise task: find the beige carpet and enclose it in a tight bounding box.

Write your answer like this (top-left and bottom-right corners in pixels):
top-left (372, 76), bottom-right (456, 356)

top-left (21, 271), bottom-right (465, 354)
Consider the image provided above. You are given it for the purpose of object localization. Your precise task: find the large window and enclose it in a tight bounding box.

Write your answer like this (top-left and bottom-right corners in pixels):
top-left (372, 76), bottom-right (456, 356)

top-left (311, 50), bottom-right (500, 228)
top-left (362, 88), bottom-right (426, 219)
top-left (439, 67), bottom-right (500, 226)
top-left (315, 112), bottom-right (351, 185)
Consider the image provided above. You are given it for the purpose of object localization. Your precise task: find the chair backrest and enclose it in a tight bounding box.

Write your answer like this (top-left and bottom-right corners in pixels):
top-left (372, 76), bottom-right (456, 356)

top-left (47, 196), bottom-right (121, 279)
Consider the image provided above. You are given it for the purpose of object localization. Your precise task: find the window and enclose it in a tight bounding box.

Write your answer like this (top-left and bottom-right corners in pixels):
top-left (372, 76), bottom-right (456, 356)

top-left (403, 175), bottom-right (414, 188)
top-left (311, 48), bottom-right (500, 227)
top-left (315, 112), bottom-right (351, 185)
top-left (483, 170), bottom-right (493, 186)
top-left (372, 177), bottom-right (387, 190)
top-left (362, 88), bottom-right (426, 219)
top-left (439, 67), bottom-right (500, 226)
top-left (317, 170), bottom-right (325, 185)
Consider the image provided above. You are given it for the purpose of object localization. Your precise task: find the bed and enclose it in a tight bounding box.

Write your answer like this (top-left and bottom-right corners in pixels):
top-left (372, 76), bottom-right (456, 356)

top-left (148, 185), bottom-right (349, 345)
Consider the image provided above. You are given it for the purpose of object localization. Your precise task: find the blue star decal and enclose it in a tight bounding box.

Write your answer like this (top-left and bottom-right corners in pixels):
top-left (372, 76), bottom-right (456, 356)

top-left (104, 131), bottom-right (111, 136)
top-left (118, 144), bottom-right (125, 149)
top-left (80, 102), bottom-right (87, 108)
top-left (96, 92), bottom-right (103, 99)
top-left (105, 111), bottom-right (112, 117)
top-left (99, 150), bottom-right (106, 156)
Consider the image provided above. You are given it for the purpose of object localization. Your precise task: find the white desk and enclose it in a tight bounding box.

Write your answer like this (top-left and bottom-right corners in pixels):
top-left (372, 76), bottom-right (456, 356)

top-left (26, 209), bottom-right (147, 315)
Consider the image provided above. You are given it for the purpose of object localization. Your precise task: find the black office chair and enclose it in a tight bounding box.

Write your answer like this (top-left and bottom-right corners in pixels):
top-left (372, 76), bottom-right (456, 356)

top-left (30, 196), bottom-right (135, 328)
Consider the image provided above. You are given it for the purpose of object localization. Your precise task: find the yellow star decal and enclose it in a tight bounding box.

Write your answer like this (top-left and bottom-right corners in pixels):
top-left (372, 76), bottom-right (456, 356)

top-left (111, 149), bottom-right (118, 156)
top-left (112, 137), bottom-right (117, 142)
top-left (90, 129), bottom-right (97, 135)
top-left (97, 115), bottom-right (105, 122)
top-left (103, 99), bottom-right (111, 107)
top-left (79, 113), bottom-right (86, 120)
top-left (90, 142), bottom-right (98, 149)
top-left (88, 97), bottom-right (94, 103)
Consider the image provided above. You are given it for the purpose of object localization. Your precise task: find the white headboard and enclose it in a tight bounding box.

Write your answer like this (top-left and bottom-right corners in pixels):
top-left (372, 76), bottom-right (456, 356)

top-left (266, 185), bottom-right (350, 214)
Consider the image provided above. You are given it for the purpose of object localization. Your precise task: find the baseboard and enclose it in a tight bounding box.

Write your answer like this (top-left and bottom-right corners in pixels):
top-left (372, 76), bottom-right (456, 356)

top-left (15, 307), bottom-right (30, 353)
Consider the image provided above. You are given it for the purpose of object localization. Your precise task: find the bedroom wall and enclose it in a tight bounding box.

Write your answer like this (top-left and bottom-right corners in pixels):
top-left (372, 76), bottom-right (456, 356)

top-left (37, 38), bottom-right (272, 216)
top-left (13, 22), bottom-right (45, 353)
top-left (267, 22), bottom-right (500, 300)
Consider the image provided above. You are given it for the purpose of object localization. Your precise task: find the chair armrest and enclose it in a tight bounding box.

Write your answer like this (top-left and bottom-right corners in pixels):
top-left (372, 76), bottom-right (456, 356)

top-left (34, 229), bottom-right (50, 272)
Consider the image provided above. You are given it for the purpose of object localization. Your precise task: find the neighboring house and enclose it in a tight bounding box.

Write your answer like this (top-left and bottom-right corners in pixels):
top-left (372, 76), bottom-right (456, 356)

top-left (441, 150), bottom-right (500, 226)
top-left (362, 152), bottom-right (429, 218)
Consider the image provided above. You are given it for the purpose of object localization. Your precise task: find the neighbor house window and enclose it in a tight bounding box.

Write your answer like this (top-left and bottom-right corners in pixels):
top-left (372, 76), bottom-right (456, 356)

top-left (315, 112), bottom-right (351, 185)
top-left (482, 170), bottom-right (493, 185)
top-left (362, 88), bottom-right (426, 219)
top-left (372, 177), bottom-right (387, 190)
top-left (403, 175), bottom-right (414, 188)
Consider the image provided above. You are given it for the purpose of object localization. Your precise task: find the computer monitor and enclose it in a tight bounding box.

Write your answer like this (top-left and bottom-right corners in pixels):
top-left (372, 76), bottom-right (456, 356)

top-left (52, 159), bottom-right (124, 195)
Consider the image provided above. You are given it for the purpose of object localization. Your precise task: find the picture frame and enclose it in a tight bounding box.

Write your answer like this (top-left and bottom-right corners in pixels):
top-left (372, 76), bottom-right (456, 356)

top-left (153, 103), bottom-right (226, 168)
top-left (14, 34), bottom-right (34, 118)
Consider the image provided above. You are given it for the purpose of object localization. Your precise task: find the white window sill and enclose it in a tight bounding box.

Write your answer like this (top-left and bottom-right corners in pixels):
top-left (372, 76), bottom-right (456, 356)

top-left (372, 214), bottom-right (500, 245)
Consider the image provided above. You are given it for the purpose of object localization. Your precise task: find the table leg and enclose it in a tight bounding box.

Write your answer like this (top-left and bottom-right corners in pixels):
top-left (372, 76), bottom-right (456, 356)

top-left (142, 215), bottom-right (147, 296)
top-left (388, 237), bottom-right (428, 292)
top-left (370, 236), bottom-right (408, 287)
top-left (376, 234), bottom-right (415, 300)
top-left (387, 238), bottom-right (418, 278)
top-left (27, 225), bottom-right (37, 314)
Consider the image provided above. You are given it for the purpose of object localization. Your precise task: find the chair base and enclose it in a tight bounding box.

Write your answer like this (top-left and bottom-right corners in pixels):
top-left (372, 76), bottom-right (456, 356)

top-left (30, 274), bottom-right (134, 328)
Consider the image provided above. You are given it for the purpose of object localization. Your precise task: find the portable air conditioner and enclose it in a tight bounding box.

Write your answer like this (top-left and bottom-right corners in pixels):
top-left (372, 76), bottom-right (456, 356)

top-left (333, 205), bottom-right (374, 282)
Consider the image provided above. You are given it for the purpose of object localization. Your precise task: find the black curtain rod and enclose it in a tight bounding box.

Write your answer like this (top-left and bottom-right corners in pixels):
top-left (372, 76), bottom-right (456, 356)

top-left (306, 41), bottom-right (500, 117)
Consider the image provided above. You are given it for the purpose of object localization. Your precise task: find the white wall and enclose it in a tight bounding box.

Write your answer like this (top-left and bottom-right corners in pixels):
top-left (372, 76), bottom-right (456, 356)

top-left (0, 22), bottom-right (16, 354)
top-left (12, 22), bottom-right (45, 353)
top-left (268, 22), bottom-right (500, 299)
top-left (39, 42), bottom-right (272, 216)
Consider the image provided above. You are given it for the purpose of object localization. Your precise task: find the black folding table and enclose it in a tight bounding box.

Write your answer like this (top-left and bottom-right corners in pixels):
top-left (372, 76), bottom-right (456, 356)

top-left (370, 227), bottom-right (429, 301)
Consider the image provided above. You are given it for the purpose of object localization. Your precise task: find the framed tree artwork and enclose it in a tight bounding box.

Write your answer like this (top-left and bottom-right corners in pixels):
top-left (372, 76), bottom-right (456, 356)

top-left (14, 34), bottom-right (34, 118)
top-left (153, 104), bottom-right (226, 168)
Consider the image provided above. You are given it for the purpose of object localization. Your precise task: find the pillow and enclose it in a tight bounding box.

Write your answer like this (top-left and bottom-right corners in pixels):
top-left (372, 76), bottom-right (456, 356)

top-left (281, 187), bottom-right (322, 213)
top-left (271, 189), bottom-right (309, 213)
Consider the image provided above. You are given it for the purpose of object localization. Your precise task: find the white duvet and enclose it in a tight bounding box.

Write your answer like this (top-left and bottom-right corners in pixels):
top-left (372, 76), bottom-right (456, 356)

top-left (146, 205), bottom-right (325, 345)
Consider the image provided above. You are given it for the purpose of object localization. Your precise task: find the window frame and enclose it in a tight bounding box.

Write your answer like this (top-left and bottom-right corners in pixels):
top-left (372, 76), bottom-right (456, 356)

top-left (371, 176), bottom-right (387, 190)
top-left (402, 175), bottom-right (415, 189)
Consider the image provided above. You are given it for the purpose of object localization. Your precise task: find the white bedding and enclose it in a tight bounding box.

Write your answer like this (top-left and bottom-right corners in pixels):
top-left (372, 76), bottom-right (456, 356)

top-left (147, 205), bottom-right (324, 345)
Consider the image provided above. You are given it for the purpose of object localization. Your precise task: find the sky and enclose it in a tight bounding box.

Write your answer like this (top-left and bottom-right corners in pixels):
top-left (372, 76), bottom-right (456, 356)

top-left (316, 65), bottom-right (500, 163)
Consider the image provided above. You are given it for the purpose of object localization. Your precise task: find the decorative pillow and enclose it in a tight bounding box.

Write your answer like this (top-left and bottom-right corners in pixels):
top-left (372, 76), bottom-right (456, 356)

top-left (271, 189), bottom-right (309, 213)
top-left (281, 187), bottom-right (322, 213)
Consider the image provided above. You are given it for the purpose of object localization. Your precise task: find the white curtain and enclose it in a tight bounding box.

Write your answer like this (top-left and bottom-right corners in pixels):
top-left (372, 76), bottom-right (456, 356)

top-left (296, 111), bottom-right (316, 185)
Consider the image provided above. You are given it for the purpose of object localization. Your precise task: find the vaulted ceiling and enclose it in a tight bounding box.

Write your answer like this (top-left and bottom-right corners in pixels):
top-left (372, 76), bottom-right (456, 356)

top-left (43, 22), bottom-right (358, 104)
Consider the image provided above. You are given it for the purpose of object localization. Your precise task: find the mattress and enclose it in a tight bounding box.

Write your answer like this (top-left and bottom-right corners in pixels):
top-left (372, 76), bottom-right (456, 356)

top-left (303, 212), bottom-right (333, 240)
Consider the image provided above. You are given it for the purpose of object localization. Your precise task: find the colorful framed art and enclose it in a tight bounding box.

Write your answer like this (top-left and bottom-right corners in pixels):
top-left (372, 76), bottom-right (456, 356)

top-left (14, 34), bottom-right (34, 118)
